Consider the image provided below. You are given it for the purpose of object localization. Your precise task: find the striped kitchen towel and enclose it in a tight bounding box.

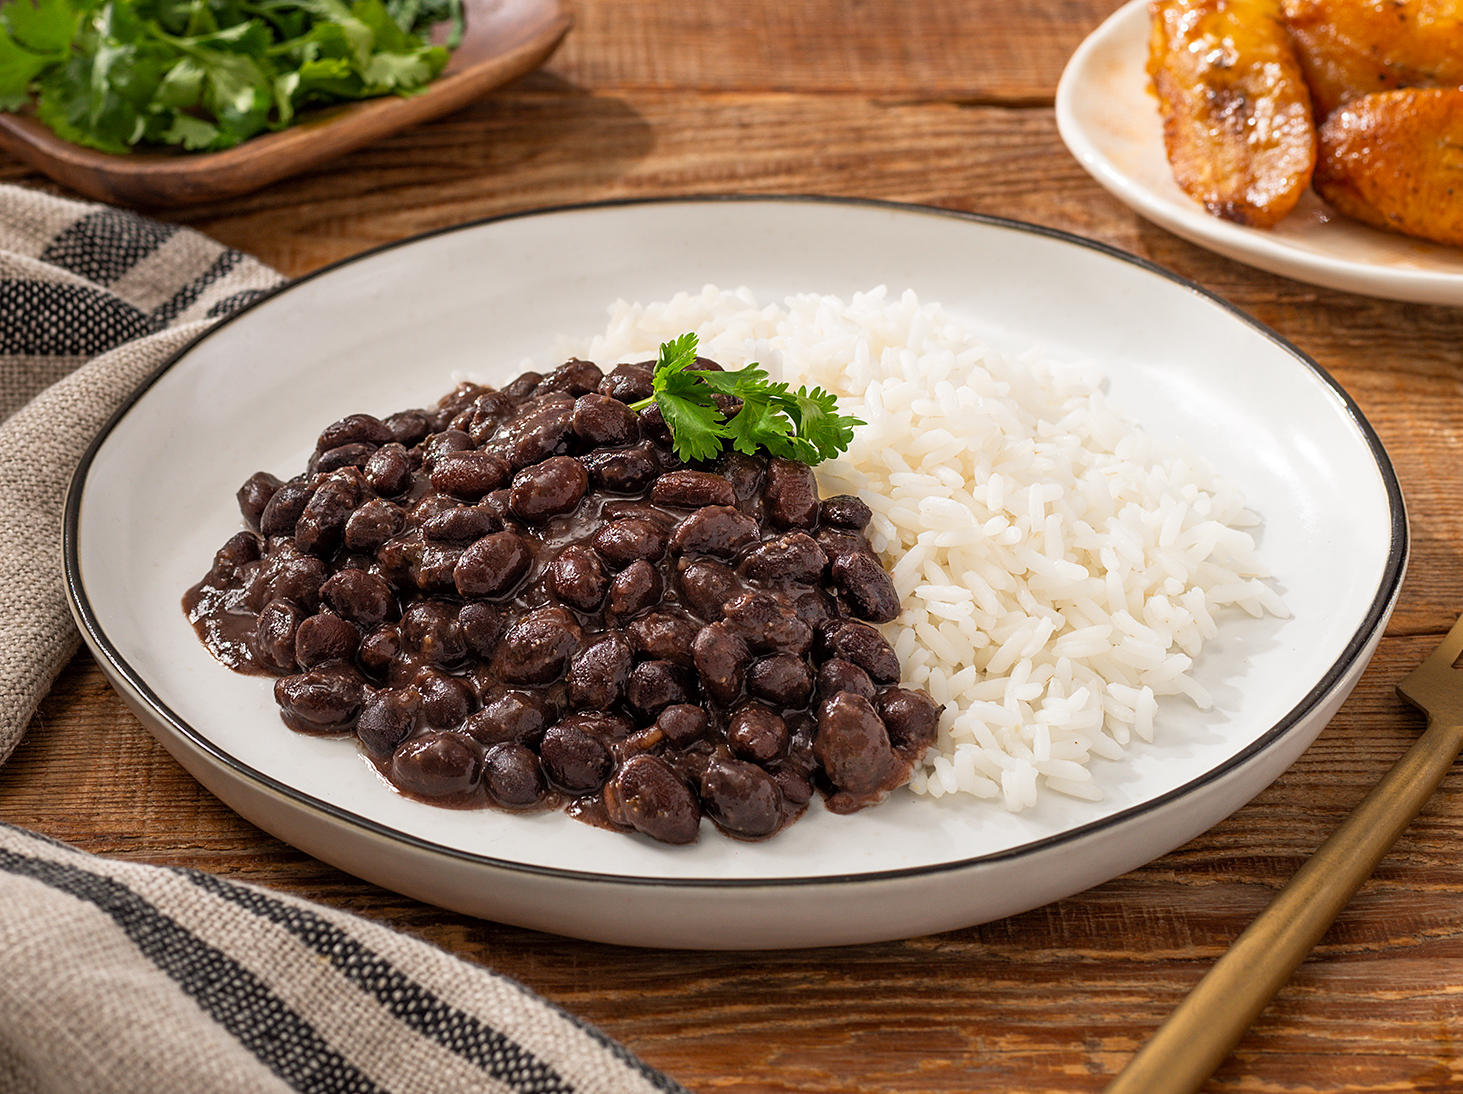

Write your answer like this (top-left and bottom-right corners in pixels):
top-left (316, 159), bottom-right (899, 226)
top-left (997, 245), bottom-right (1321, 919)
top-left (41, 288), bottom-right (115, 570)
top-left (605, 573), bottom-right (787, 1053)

top-left (0, 183), bottom-right (284, 766)
top-left (0, 823), bottom-right (686, 1094)
top-left (0, 187), bottom-right (689, 1094)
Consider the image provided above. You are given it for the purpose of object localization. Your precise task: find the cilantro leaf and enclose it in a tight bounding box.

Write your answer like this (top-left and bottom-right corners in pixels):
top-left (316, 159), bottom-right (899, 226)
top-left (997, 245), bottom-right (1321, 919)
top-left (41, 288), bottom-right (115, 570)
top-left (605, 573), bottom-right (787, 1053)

top-left (0, 0), bottom-right (459, 153)
top-left (630, 333), bottom-right (864, 466)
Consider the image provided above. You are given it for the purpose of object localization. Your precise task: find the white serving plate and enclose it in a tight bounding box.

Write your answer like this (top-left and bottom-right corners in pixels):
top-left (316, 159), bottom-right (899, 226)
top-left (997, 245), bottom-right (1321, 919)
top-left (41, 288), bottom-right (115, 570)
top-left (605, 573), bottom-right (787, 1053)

top-left (64, 197), bottom-right (1406, 949)
top-left (1056, 0), bottom-right (1463, 306)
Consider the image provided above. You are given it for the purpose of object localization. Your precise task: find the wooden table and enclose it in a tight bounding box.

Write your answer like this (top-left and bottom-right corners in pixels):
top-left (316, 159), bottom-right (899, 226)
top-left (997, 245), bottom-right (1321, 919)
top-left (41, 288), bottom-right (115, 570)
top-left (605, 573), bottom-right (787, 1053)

top-left (5, 1), bottom-right (1463, 1090)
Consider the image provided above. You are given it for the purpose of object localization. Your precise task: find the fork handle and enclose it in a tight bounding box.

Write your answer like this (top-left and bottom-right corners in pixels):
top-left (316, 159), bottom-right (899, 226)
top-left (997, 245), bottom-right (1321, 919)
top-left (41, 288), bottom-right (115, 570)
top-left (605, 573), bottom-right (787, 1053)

top-left (1104, 715), bottom-right (1463, 1094)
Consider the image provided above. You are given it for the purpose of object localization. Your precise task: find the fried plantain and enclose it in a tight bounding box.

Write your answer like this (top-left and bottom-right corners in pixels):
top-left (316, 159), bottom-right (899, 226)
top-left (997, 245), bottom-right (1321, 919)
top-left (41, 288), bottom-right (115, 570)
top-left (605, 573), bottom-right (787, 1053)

top-left (1281, 0), bottom-right (1463, 120)
top-left (1148, 0), bottom-right (1318, 227)
top-left (1313, 86), bottom-right (1463, 245)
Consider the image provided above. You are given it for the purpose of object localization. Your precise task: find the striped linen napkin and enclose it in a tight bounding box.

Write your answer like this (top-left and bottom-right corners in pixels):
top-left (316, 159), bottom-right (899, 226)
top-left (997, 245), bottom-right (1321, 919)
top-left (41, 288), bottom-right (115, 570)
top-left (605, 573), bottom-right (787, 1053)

top-left (0, 185), bottom-right (689, 1094)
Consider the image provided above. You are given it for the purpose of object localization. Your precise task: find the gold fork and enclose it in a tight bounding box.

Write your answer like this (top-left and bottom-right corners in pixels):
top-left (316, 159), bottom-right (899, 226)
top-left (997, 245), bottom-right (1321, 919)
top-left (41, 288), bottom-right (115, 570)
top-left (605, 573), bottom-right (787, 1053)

top-left (1104, 613), bottom-right (1463, 1094)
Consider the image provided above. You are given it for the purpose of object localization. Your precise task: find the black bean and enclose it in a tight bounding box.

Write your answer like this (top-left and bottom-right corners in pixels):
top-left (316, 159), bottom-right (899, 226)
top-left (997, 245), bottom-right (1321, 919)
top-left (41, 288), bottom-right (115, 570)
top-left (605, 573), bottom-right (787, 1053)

top-left (320, 568), bottom-right (396, 626)
top-left (814, 692), bottom-right (895, 798)
top-left (392, 731), bottom-right (482, 799)
top-left (746, 653), bottom-right (814, 708)
top-left (819, 494), bottom-right (873, 530)
top-left (482, 743), bottom-right (548, 807)
top-left (312, 442), bottom-right (375, 474)
top-left (493, 606), bottom-right (582, 685)
top-left (580, 444), bottom-right (661, 494)
top-left (565, 631), bottom-right (633, 710)
top-left (409, 667), bottom-right (475, 729)
top-left (817, 657), bottom-right (877, 703)
top-left (422, 504), bottom-right (501, 544)
top-left (317, 413), bottom-right (395, 452)
top-left (274, 669), bottom-right (362, 734)
top-left (384, 410), bottom-right (432, 447)
top-left (626, 609), bottom-right (700, 667)
top-left (814, 526), bottom-right (874, 569)
top-left (344, 498), bottom-right (404, 553)
top-left (461, 689), bottom-right (554, 746)
top-left (539, 724), bottom-right (614, 794)
top-left (599, 361), bottom-right (655, 403)
top-left (490, 373), bottom-right (534, 403)
top-left (720, 590), bottom-right (812, 654)
top-left (361, 442), bottom-right (413, 497)
top-left (625, 659), bottom-right (693, 721)
top-left (453, 390), bottom-right (515, 444)
top-left (571, 393), bottom-right (640, 446)
top-left (669, 505), bottom-right (760, 558)
top-left (692, 622), bottom-right (749, 707)
top-left (294, 612), bottom-right (359, 668)
top-left (738, 531), bottom-right (827, 585)
top-left (237, 471), bottom-right (282, 529)
top-left (356, 688), bottom-right (417, 757)
top-left (700, 757), bottom-right (783, 839)
top-left (420, 428), bottom-right (474, 469)
top-left (773, 761), bottom-right (814, 805)
top-left (790, 587), bottom-right (837, 633)
top-left (294, 474), bottom-right (362, 556)
top-left (636, 401), bottom-right (671, 445)
top-left (258, 479), bottom-right (311, 537)
top-left (825, 621), bottom-right (901, 684)
top-left (559, 710), bottom-right (635, 742)
top-left (486, 393), bottom-right (576, 469)
top-left (677, 559), bottom-right (742, 621)
top-left (208, 530), bottom-right (262, 584)
top-left (261, 554), bottom-right (328, 613)
top-left (409, 544), bottom-right (462, 594)
top-left (877, 687), bottom-right (941, 756)
top-left (607, 754), bottom-right (701, 845)
top-left (831, 550), bottom-right (902, 624)
top-left (459, 601), bottom-right (508, 660)
top-left (714, 451), bottom-right (765, 519)
top-left (509, 455), bottom-right (589, 522)
top-left (399, 600), bottom-right (467, 667)
top-left (432, 450), bottom-right (511, 500)
top-left (357, 624), bottom-right (401, 679)
top-left (549, 544), bottom-right (609, 611)
top-left (541, 358), bottom-right (604, 396)
top-left (592, 517), bottom-right (669, 566)
top-left (727, 703), bottom-right (789, 763)
top-left (655, 703), bottom-right (710, 747)
top-left (454, 530), bottom-right (532, 599)
top-left (253, 599), bottom-right (302, 673)
top-left (606, 559), bottom-right (661, 619)
top-left (763, 457), bottom-right (819, 529)
top-left (650, 470), bottom-right (736, 509)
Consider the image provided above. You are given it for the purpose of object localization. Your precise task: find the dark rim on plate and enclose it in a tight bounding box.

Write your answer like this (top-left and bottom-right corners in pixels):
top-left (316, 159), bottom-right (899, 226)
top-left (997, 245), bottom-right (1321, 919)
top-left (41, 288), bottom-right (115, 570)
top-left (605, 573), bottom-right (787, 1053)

top-left (62, 194), bottom-right (1410, 889)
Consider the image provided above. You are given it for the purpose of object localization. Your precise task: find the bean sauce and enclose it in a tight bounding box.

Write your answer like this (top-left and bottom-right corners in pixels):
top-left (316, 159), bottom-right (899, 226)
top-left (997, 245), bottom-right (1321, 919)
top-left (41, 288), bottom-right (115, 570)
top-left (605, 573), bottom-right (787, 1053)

top-left (184, 356), bottom-right (938, 844)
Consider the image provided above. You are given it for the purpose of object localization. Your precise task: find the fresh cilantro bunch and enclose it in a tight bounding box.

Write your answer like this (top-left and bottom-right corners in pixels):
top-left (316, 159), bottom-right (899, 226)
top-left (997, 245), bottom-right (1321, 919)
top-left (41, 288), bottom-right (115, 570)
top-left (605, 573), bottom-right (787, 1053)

top-left (631, 333), bottom-right (864, 466)
top-left (0, 0), bottom-right (464, 153)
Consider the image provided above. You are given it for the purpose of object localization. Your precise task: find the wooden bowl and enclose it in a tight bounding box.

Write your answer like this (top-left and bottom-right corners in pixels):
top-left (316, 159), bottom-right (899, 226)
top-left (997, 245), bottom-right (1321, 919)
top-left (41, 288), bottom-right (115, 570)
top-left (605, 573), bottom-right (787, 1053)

top-left (0, 0), bottom-right (572, 207)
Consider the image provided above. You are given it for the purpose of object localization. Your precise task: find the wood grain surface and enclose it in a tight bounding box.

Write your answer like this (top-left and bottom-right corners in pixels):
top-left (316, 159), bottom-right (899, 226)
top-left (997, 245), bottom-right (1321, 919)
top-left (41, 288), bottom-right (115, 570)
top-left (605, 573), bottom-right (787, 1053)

top-left (5, 0), bottom-right (1463, 1090)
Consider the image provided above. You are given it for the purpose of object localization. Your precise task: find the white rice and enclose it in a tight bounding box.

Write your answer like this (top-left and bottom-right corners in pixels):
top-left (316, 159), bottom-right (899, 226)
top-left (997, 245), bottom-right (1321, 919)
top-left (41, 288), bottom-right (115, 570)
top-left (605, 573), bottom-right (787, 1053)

top-left (567, 285), bottom-right (1288, 813)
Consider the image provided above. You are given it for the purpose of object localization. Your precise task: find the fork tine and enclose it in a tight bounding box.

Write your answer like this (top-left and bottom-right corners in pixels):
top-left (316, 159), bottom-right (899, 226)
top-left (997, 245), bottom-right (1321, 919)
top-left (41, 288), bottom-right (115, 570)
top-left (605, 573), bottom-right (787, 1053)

top-left (1398, 611), bottom-right (1463, 719)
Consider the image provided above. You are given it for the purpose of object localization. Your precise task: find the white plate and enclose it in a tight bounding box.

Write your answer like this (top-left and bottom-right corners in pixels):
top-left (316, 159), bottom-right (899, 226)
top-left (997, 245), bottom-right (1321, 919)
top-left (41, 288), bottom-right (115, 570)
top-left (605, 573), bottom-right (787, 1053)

top-left (64, 197), bottom-right (1406, 949)
top-left (1056, 0), bottom-right (1463, 306)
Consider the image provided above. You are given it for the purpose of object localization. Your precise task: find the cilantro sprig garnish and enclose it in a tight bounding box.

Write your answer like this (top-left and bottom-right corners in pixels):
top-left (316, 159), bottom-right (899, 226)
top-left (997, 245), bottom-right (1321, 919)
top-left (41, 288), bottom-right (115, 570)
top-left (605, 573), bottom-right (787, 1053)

top-left (0, 0), bottom-right (464, 154)
top-left (630, 333), bottom-right (864, 466)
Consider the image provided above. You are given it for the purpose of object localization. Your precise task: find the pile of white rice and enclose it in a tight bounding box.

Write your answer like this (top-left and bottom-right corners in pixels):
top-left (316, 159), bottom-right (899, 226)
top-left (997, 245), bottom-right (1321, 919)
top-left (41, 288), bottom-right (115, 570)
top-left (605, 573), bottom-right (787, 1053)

top-left (568, 285), bottom-right (1287, 812)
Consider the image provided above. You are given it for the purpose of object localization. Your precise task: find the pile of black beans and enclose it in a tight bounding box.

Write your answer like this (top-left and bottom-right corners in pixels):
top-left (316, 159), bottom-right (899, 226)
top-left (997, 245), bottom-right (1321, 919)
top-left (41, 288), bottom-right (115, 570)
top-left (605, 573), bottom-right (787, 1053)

top-left (185, 355), bottom-right (939, 844)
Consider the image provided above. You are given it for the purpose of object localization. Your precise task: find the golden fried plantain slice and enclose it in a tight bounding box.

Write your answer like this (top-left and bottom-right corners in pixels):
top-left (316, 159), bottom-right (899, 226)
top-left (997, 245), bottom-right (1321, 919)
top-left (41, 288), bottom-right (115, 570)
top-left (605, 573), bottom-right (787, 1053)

top-left (1148, 0), bottom-right (1318, 227)
top-left (1313, 86), bottom-right (1463, 246)
top-left (1282, 0), bottom-right (1463, 120)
